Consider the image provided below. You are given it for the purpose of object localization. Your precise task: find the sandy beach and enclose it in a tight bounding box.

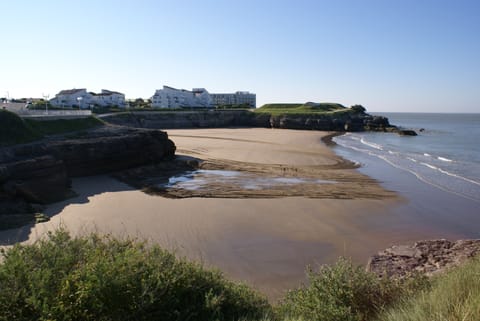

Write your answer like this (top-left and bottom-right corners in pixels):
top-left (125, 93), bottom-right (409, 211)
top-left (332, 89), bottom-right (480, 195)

top-left (0, 128), bottom-right (446, 300)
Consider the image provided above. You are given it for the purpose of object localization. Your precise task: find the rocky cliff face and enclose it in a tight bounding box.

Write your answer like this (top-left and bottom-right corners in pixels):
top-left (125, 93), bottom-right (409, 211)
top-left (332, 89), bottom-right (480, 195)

top-left (0, 128), bottom-right (175, 230)
top-left (367, 239), bottom-right (480, 278)
top-left (102, 111), bottom-right (262, 129)
top-left (101, 110), bottom-right (394, 132)
top-left (267, 113), bottom-right (392, 131)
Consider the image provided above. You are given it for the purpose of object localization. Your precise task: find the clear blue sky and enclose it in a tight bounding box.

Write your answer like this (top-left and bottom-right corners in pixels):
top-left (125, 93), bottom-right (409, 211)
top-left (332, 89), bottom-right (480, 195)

top-left (1, 0), bottom-right (479, 112)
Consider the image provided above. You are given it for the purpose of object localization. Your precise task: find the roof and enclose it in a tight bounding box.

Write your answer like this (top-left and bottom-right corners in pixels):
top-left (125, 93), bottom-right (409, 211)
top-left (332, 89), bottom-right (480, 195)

top-left (101, 89), bottom-right (124, 95)
top-left (57, 89), bottom-right (86, 95)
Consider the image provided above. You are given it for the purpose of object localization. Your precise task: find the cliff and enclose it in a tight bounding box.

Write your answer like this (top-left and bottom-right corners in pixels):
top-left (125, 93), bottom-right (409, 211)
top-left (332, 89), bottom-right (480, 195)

top-left (101, 109), bottom-right (394, 132)
top-left (0, 127), bottom-right (175, 230)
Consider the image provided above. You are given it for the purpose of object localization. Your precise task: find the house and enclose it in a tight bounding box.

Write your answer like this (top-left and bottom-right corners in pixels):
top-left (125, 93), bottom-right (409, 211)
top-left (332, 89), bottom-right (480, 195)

top-left (50, 89), bottom-right (126, 108)
top-left (151, 86), bottom-right (213, 108)
top-left (90, 90), bottom-right (126, 107)
top-left (50, 89), bottom-right (92, 108)
top-left (210, 91), bottom-right (256, 108)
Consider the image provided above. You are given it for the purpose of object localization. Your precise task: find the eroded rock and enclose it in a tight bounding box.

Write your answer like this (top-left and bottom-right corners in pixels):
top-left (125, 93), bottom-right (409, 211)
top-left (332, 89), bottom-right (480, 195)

top-left (0, 127), bottom-right (176, 230)
top-left (367, 239), bottom-right (480, 278)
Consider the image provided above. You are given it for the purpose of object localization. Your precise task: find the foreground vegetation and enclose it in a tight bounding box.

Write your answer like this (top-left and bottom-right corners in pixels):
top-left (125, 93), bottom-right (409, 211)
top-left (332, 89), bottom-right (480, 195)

top-left (377, 256), bottom-right (480, 321)
top-left (0, 110), bottom-right (104, 146)
top-left (1, 229), bottom-right (477, 321)
top-left (0, 229), bottom-right (270, 321)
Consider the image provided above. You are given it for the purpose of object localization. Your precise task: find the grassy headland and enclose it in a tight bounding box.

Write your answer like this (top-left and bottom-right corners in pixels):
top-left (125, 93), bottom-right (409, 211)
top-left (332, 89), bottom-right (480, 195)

top-left (1, 229), bottom-right (477, 321)
top-left (0, 110), bottom-right (104, 146)
top-left (254, 103), bottom-right (364, 116)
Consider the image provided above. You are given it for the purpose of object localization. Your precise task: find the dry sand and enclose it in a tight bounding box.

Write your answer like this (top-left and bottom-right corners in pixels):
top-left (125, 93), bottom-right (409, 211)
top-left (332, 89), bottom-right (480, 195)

top-left (0, 128), bottom-right (428, 300)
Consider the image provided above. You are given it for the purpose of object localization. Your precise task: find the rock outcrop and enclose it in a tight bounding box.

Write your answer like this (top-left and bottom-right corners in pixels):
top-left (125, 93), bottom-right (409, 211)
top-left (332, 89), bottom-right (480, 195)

top-left (0, 127), bottom-right (175, 230)
top-left (367, 239), bottom-right (480, 278)
top-left (397, 129), bottom-right (418, 136)
top-left (268, 113), bottom-right (392, 132)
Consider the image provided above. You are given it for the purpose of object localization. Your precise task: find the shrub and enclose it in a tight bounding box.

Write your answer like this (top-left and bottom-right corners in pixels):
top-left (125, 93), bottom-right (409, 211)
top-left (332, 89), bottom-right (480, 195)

top-left (276, 257), bottom-right (419, 321)
top-left (0, 229), bottom-right (270, 321)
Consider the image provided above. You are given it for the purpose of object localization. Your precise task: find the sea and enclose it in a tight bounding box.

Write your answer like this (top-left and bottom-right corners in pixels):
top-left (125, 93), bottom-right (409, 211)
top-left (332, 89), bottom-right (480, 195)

top-left (333, 113), bottom-right (480, 239)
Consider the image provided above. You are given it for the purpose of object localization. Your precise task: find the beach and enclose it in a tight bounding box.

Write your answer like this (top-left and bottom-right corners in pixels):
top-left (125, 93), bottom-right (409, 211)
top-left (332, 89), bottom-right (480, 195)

top-left (0, 128), bottom-right (464, 300)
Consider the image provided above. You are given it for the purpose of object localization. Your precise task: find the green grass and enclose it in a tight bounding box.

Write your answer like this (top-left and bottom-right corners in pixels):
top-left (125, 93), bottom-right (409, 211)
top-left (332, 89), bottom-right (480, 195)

top-left (0, 229), bottom-right (270, 321)
top-left (25, 116), bottom-right (104, 136)
top-left (0, 110), bottom-right (40, 145)
top-left (0, 110), bottom-right (104, 146)
top-left (377, 257), bottom-right (480, 321)
top-left (254, 103), bottom-right (350, 116)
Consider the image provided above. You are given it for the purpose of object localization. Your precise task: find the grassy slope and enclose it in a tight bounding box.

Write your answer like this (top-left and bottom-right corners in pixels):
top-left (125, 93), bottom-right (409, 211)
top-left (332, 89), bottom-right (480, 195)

top-left (0, 110), bottom-right (40, 145)
top-left (24, 116), bottom-right (104, 136)
top-left (378, 257), bottom-right (480, 321)
top-left (0, 110), bottom-right (104, 146)
top-left (254, 103), bottom-right (352, 116)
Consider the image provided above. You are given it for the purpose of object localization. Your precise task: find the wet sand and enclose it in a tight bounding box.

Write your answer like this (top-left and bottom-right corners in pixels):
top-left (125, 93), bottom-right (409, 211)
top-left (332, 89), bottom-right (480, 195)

top-left (0, 128), bottom-right (443, 300)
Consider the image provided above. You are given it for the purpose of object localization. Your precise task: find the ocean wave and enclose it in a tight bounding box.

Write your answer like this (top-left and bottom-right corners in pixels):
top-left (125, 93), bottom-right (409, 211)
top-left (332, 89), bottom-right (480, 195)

top-left (334, 134), bottom-right (480, 202)
top-left (421, 162), bottom-right (438, 170)
top-left (360, 138), bottom-right (383, 150)
top-left (438, 156), bottom-right (453, 162)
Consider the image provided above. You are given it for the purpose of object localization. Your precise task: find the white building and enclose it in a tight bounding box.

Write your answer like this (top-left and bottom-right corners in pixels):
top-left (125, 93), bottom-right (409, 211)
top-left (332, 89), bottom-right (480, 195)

top-left (90, 90), bottom-right (126, 107)
top-left (50, 89), bottom-right (91, 108)
top-left (151, 86), bottom-right (213, 108)
top-left (50, 89), bottom-right (125, 108)
top-left (210, 91), bottom-right (256, 108)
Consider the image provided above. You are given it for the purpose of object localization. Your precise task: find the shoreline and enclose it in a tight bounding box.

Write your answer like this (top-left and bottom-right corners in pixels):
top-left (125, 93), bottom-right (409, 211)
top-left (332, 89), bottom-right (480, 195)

top-left (0, 128), bottom-right (420, 300)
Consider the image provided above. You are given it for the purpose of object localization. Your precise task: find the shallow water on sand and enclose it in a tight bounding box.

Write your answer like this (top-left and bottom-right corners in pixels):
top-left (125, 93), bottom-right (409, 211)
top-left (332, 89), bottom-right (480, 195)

top-left (164, 169), bottom-right (335, 191)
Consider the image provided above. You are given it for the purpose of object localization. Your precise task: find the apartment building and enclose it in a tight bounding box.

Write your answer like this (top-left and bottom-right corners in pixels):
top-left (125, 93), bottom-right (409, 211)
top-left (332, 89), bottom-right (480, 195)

top-left (50, 89), bottom-right (125, 108)
top-left (210, 91), bottom-right (256, 108)
top-left (151, 86), bottom-right (213, 108)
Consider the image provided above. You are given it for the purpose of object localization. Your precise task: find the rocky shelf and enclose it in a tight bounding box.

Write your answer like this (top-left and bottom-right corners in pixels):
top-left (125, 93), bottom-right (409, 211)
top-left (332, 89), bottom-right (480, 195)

top-left (0, 127), bottom-right (175, 230)
top-left (367, 239), bottom-right (480, 278)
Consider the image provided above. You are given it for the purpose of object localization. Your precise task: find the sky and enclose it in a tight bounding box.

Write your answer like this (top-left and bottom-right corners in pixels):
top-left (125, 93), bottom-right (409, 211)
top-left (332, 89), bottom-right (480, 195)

top-left (1, 0), bottom-right (479, 112)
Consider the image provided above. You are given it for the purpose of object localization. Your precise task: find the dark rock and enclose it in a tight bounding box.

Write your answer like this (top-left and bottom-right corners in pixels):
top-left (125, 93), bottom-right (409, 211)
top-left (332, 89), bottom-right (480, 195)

top-left (397, 129), bottom-right (417, 136)
top-left (0, 127), bottom-right (176, 230)
top-left (2, 155), bottom-right (68, 203)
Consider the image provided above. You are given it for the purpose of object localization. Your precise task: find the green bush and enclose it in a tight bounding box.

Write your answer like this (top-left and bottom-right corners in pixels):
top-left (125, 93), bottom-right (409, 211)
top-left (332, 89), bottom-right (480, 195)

top-left (0, 229), bottom-right (270, 321)
top-left (378, 257), bottom-right (480, 321)
top-left (276, 257), bottom-right (420, 321)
